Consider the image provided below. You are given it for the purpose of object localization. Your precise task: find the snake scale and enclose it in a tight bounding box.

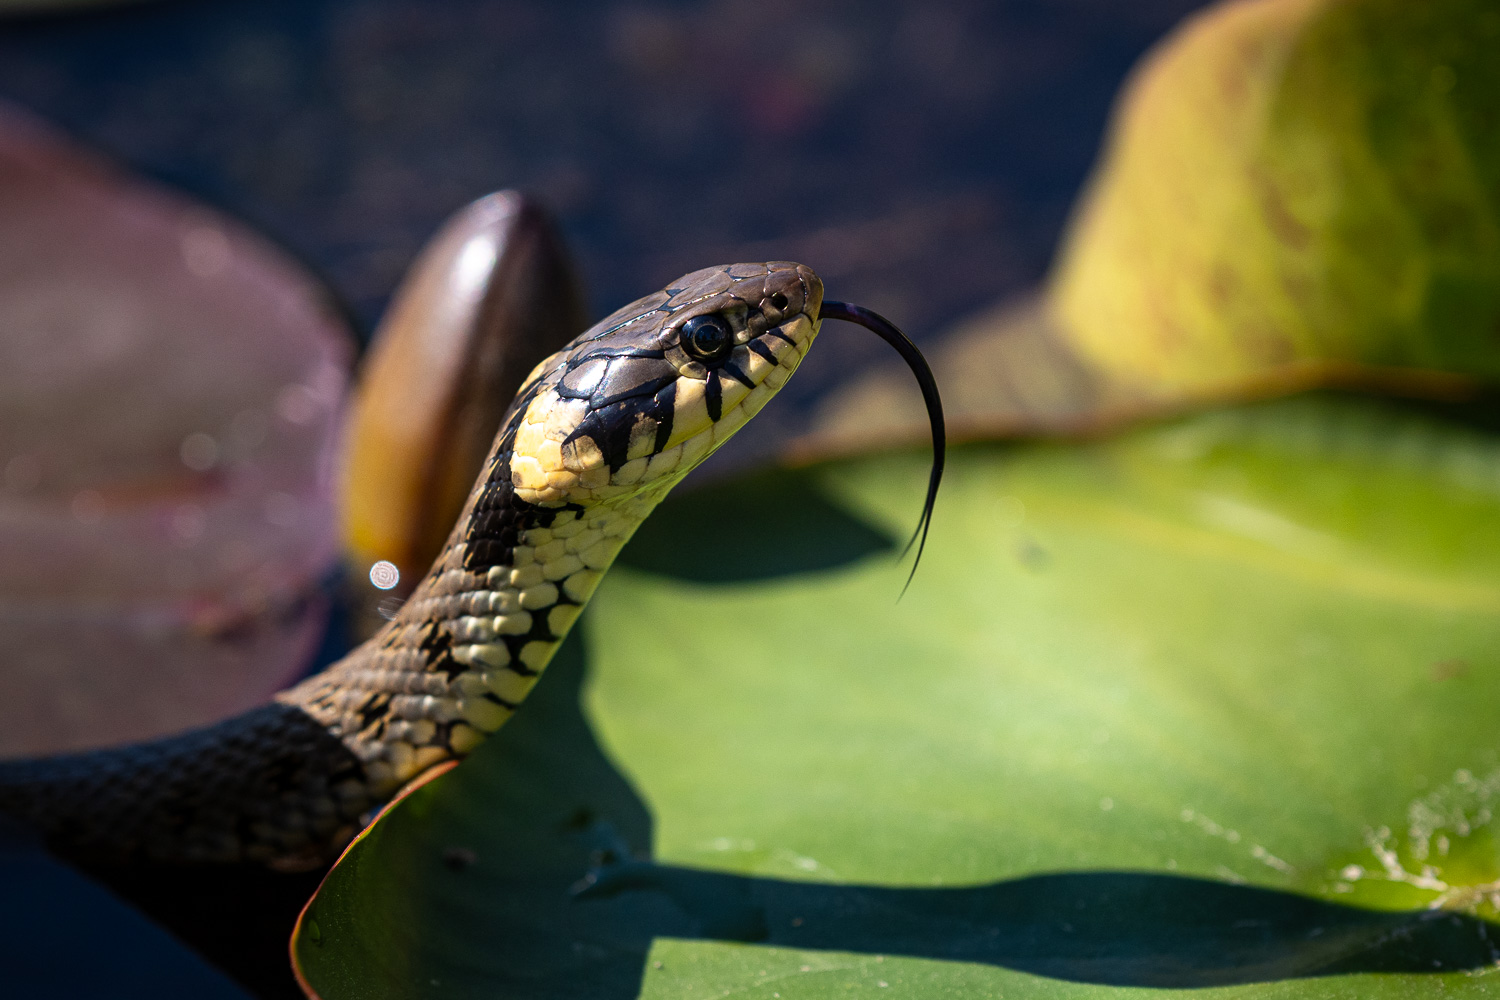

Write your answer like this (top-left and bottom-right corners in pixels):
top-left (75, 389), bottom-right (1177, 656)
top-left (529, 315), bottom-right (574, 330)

top-left (0, 260), bottom-right (943, 876)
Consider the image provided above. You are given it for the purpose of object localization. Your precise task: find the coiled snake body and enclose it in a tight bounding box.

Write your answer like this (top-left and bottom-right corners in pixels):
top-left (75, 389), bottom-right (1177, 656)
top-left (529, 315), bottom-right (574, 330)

top-left (0, 261), bottom-right (940, 874)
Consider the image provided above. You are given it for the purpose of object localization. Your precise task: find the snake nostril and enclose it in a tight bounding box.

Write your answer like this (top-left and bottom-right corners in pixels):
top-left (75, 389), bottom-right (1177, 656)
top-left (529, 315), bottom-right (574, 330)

top-left (769, 293), bottom-right (788, 310)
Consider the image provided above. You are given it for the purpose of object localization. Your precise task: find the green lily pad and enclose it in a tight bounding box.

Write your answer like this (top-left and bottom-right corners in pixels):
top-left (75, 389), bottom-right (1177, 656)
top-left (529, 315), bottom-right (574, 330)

top-left (294, 393), bottom-right (1500, 998)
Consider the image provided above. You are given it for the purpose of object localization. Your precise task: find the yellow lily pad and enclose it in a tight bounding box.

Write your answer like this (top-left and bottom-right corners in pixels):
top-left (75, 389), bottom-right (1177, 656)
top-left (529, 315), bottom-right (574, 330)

top-left (1051, 0), bottom-right (1500, 404)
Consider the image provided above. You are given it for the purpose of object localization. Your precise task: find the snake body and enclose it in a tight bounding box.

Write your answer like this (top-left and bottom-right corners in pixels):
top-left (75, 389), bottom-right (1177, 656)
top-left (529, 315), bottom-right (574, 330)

top-left (0, 261), bottom-right (825, 869)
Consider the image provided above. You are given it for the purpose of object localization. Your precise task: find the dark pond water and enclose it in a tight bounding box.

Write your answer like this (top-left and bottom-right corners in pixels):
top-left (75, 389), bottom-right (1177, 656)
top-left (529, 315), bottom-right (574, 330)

top-left (0, 0), bottom-right (1202, 382)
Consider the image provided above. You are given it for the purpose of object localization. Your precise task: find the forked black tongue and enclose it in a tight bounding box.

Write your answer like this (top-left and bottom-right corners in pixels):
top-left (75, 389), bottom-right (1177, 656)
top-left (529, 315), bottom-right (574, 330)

top-left (818, 301), bottom-right (945, 595)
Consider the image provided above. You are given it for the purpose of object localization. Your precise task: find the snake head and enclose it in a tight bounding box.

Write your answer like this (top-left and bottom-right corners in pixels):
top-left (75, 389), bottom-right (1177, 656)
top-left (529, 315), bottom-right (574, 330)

top-left (509, 261), bottom-right (823, 506)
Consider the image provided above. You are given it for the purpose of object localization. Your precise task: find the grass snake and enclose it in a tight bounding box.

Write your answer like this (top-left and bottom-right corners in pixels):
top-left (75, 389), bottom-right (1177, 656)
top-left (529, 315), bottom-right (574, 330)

top-left (0, 260), bottom-right (944, 875)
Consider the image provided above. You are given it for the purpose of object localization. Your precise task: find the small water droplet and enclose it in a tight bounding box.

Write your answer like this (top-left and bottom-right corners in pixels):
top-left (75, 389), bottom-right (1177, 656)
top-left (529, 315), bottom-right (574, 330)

top-left (307, 918), bottom-right (322, 944)
top-left (180, 432), bottom-right (219, 471)
top-left (277, 384), bottom-right (321, 425)
top-left (370, 560), bottom-right (401, 590)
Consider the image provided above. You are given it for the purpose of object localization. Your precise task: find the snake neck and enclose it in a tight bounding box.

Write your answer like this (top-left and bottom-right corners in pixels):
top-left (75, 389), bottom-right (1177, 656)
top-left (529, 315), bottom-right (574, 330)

top-left (0, 402), bottom-right (665, 870)
top-left (268, 388), bottom-right (670, 863)
top-left (285, 408), bottom-right (665, 804)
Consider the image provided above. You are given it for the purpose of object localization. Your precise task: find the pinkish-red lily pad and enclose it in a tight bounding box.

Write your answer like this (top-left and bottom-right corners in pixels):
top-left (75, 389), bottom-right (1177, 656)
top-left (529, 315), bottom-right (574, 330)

top-left (0, 102), bottom-right (353, 757)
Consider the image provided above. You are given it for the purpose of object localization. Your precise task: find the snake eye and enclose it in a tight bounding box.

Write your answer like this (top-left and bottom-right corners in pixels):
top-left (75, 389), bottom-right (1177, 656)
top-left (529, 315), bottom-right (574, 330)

top-left (679, 314), bottom-right (734, 364)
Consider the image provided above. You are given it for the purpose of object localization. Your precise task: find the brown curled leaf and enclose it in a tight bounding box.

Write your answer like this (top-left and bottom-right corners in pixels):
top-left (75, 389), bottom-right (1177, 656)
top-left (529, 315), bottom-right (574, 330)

top-left (340, 192), bottom-right (588, 636)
